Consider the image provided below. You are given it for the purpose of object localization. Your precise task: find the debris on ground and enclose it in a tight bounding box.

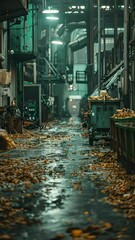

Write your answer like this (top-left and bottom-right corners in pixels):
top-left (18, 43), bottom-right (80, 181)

top-left (0, 122), bottom-right (134, 240)
top-left (0, 129), bottom-right (16, 150)
top-left (87, 151), bottom-right (135, 219)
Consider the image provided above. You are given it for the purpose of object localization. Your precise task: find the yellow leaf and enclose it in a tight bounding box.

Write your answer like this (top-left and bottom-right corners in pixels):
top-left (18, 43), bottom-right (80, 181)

top-left (103, 222), bottom-right (112, 229)
top-left (10, 188), bottom-right (14, 192)
top-left (84, 211), bottom-right (89, 215)
top-left (12, 178), bottom-right (19, 184)
top-left (0, 234), bottom-right (12, 239)
top-left (71, 229), bottom-right (83, 237)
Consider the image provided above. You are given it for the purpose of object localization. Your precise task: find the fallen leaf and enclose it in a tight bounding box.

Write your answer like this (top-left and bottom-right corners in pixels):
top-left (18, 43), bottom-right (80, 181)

top-left (71, 229), bottom-right (83, 237)
top-left (0, 234), bottom-right (12, 239)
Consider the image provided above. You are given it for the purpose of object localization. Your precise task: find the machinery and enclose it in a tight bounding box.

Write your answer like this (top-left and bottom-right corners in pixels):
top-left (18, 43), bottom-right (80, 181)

top-left (23, 84), bottom-right (41, 127)
top-left (24, 100), bottom-right (37, 121)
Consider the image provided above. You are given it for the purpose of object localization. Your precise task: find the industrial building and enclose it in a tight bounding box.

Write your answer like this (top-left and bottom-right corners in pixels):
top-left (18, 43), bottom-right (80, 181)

top-left (0, 0), bottom-right (135, 118)
top-left (0, 1), bottom-right (135, 240)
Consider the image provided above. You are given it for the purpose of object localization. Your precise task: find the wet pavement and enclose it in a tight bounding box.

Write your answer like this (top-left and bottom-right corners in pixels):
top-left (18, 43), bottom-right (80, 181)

top-left (0, 119), bottom-right (135, 240)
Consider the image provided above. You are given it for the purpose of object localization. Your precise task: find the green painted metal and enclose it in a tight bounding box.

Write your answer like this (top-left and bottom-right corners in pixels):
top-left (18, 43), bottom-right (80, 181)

top-left (16, 63), bottom-right (23, 113)
top-left (89, 100), bottom-right (120, 130)
top-left (110, 116), bottom-right (135, 151)
top-left (10, 3), bottom-right (37, 57)
top-left (115, 121), bottom-right (135, 173)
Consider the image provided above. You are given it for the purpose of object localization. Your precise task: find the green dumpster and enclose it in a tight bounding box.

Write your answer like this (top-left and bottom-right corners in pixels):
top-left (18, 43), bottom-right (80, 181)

top-left (110, 116), bottom-right (135, 151)
top-left (115, 121), bottom-right (135, 173)
top-left (88, 100), bottom-right (120, 145)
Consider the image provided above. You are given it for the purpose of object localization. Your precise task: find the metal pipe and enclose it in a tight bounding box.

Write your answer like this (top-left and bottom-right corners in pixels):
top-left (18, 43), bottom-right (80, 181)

top-left (42, 0), bottom-right (46, 9)
top-left (86, 0), bottom-right (94, 95)
top-left (33, 62), bottom-right (37, 84)
top-left (68, 36), bottom-right (87, 51)
top-left (67, 44), bottom-right (73, 65)
top-left (98, 0), bottom-right (101, 95)
top-left (123, 0), bottom-right (128, 95)
top-left (103, 10), bottom-right (106, 76)
top-left (7, 21), bottom-right (10, 71)
top-left (114, 0), bottom-right (118, 65)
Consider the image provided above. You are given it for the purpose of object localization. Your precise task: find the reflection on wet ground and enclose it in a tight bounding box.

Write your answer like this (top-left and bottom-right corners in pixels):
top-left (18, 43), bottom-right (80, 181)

top-left (0, 119), bottom-right (135, 240)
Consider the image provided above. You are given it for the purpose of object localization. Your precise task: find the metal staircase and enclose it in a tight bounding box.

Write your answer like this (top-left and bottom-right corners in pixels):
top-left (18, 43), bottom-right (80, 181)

top-left (44, 58), bottom-right (61, 79)
top-left (38, 57), bottom-right (66, 83)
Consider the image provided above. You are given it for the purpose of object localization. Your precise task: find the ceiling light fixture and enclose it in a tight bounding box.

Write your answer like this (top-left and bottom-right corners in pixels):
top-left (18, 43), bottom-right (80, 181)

top-left (46, 16), bottom-right (59, 20)
top-left (42, 9), bottom-right (59, 14)
top-left (51, 40), bottom-right (63, 45)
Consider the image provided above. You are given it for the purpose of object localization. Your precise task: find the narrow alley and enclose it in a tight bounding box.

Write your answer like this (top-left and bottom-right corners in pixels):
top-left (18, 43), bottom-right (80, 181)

top-left (0, 119), bottom-right (135, 240)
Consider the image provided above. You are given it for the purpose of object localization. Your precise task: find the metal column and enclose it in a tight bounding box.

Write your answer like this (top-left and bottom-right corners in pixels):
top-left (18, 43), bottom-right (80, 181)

top-left (98, 0), bottom-right (101, 95)
top-left (87, 0), bottom-right (94, 95)
top-left (123, 0), bottom-right (129, 96)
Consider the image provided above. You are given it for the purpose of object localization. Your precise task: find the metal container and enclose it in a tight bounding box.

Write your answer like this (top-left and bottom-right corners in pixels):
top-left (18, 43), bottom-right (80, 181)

top-left (24, 84), bottom-right (41, 126)
top-left (90, 100), bottom-right (120, 129)
top-left (110, 117), bottom-right (135, 151)
top-left (88, 100), bottom-right (120, 145)
top-left (115, 121), bottom-right (135, 173)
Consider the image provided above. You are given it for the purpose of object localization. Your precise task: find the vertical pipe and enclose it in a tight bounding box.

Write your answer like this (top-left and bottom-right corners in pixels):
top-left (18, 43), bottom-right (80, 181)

top-left (33, 62), bottom-right (37, 84)
top-left (123, 0), bottom-right (128, 95)
top-left (42, 0), bottom-right (46, 9)
top-left (48, 25), bottom-right (52, 67)
top-left (86, 0), bottom-right (94, 95)
top-left (98, 0), bottom-right (101, 95)
top-left (114, 0), bottom-right (118, 65)
top-left (103, 10), bottom-right (106, 76)
top-left (130, 0), bottom-right (135, 109)
top-left (133, 54), bottom-right (135, 109)
top-left (47, 25), bottom-right (52, 97)
top-left (0, 23), bottom-right (2, 53)
top-left (7, 21), bottom-right (10, 71)
top-left (89, 0), bottom-right (94, 93)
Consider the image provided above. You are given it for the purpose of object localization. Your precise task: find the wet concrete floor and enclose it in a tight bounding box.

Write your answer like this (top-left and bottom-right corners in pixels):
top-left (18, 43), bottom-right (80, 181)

top-left (0, 119), bottom-right (135, 240)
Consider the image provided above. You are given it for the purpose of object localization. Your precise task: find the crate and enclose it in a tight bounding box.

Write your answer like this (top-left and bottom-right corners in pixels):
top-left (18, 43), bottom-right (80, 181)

top-left (115, 121), bottom-right (135, 173)
top-left (110, 117), bottom-right (135, 151)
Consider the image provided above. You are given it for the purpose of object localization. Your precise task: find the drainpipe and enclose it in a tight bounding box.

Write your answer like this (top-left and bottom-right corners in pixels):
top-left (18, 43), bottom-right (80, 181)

top-left (114, 0), bottom-right (118, 65)
top-left (33, 62), bottom-right (37, 84)
top-left (98, 0), bottom-right (101, 95)
top-left (67, 44), bottom-right (73, 66)
top-left (86, 1), bottom-right (94, 95)
top-left (103, 10), bottom-right (106, 76)
top-left (7, 21), bottom-right (10, 71)
top-left (123, 0), bottom-right (128, 95)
